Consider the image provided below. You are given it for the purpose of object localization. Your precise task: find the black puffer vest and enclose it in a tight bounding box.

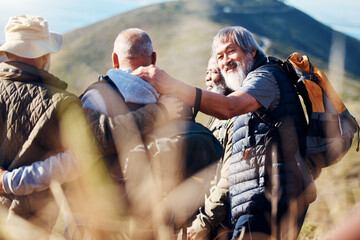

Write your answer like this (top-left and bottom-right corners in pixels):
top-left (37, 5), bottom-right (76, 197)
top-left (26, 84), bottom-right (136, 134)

top-left (229, 55), bottom-right (308, 223)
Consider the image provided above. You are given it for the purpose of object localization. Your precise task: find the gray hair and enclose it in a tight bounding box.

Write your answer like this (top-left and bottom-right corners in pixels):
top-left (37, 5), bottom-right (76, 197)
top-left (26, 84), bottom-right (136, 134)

top-left (211, 26), bottom-right (264, 56)
top-left (113, 28), bottom-right (154, 58)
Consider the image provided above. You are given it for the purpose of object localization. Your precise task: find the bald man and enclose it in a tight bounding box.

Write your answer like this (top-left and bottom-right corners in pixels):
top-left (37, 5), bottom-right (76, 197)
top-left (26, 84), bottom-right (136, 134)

top-left (81, 28), bottom-right (161, 115)
top-left (112, 28), bottom-right (156, 71)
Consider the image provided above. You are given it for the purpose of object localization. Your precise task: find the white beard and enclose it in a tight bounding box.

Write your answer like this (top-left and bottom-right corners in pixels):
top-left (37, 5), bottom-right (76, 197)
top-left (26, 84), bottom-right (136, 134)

top-left (206, 80), bottom-right (227, 95)
top-left (222, 64), bottom-right (247, 91)
top-left (221, 56), bottom-right (254, 91)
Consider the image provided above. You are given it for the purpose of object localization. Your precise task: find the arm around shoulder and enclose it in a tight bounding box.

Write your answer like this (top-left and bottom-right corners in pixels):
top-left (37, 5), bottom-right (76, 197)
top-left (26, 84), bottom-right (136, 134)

top-left (1, 151), bottom-right (79, 196)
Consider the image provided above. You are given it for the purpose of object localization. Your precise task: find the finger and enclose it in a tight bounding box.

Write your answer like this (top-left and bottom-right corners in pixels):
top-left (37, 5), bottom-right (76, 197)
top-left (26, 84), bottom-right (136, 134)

top-left (133, 65), bottom-right (143, 73)
top-left (132, 66), bottom-right (149, 77)
top-left (176, 102), bottom-right (184, 110)
top-left (131, 69), bottom-right (141, 76)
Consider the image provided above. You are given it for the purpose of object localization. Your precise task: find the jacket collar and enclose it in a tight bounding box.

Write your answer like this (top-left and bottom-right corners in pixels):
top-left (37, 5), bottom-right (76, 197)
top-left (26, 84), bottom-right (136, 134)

top-left (250, 50), bottom-right (268, 72)
top-left (0, 61), bottom-right (68, 90)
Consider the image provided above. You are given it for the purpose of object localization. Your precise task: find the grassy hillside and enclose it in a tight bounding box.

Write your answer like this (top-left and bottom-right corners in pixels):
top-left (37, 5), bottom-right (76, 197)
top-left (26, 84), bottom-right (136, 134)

top-left (299, 142), bottom-right (360, 239)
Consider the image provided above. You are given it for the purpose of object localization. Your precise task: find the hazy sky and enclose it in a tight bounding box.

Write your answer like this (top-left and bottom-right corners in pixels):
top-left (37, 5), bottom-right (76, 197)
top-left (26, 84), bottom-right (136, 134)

top-left (286, 0), bottom-right (360, 40)
top-left (0, 0), bottom-right (359, 42)
top-left (0, 0), bottom-right (167, 42)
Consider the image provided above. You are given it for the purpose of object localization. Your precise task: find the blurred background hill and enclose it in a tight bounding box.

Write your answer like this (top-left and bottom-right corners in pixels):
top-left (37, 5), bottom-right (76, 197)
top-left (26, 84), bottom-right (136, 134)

top-left (51, 0), bottom-right (360, 99)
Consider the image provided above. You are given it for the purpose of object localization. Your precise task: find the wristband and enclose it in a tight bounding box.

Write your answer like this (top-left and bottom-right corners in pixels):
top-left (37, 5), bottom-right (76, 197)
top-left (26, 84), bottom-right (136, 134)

top-left (193, 87), bottom-right (202, 120)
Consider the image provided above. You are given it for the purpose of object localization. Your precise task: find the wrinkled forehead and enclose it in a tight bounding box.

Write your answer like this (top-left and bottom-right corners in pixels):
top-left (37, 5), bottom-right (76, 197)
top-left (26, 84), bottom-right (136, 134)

top-left (213, 32), bottom-right (237, 52)
top-left (213, 41), bottom-right (240, 61)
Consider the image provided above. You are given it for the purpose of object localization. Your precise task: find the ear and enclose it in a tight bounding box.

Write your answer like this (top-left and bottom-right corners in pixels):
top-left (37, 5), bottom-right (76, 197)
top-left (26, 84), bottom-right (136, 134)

top-left (112, 52), bottom-right (120, 69)
top-left (251, 49), bottom-right (257, 58)
top-left (151, 52), bottom-right (157, 65)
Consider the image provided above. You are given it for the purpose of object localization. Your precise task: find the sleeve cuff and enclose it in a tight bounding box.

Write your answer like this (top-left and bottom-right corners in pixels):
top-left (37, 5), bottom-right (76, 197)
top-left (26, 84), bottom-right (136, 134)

top-left (2, 171), bottom-right (11, 194)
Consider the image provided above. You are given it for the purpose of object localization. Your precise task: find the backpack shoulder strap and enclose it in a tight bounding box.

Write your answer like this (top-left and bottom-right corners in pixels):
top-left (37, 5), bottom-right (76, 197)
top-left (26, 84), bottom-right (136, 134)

top-left (79, 76), bottom-right (110, 99)
top-left (81, 75), bottom-right (130, 117)
top-left (252, 58), bottom-right (292, 128)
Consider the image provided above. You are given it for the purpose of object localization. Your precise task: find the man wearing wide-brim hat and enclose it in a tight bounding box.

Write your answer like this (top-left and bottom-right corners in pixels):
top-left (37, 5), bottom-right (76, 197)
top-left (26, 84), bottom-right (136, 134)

top-left (0, 15), bottom-right (180, 236)
top-left (0, 15), bottom-right (70, 231)
top-left (0, 14), bottom-right (86, 233)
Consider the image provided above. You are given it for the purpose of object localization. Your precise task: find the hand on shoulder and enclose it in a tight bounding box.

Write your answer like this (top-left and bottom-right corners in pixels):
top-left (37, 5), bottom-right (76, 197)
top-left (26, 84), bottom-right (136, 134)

top-left (132, 64), bottom-right (179, 95)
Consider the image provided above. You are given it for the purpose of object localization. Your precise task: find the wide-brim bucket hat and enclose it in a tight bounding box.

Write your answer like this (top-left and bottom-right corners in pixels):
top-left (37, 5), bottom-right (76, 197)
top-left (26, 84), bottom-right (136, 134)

top-left (0, 15), bottom-right (62, 59)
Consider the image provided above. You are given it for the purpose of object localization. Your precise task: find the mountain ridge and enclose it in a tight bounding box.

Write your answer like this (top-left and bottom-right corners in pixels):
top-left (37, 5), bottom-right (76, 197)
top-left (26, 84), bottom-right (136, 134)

top-left (50, 0), bottom-right (360, 97)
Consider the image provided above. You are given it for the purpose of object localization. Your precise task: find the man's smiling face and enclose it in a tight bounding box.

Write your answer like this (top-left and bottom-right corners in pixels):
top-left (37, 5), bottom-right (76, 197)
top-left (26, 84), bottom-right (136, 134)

top-left (215, 40), bottom-right (254, 90)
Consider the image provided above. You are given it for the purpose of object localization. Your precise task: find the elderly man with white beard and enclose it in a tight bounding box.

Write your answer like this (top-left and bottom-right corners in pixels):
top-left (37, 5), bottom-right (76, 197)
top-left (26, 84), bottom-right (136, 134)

top-left (134, 26), bottom-right (313, 240)
top-left (184, 56), bottom-right (234, 240)
top-left (204, 56), bottom-right (233, 96)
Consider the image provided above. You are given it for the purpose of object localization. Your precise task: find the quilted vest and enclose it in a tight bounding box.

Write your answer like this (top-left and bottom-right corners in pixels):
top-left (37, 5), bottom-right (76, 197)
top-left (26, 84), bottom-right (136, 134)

top-left (0, 61), bottom-right (81, 229)
top-left (0, 61), bottom-right (78, 170)
top-left (229, 58), bottom-right (308, 223)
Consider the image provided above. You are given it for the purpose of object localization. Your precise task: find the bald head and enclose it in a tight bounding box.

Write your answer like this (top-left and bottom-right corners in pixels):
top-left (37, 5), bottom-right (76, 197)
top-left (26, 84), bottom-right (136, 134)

top-left (112, 28), bottom-right (156, 71)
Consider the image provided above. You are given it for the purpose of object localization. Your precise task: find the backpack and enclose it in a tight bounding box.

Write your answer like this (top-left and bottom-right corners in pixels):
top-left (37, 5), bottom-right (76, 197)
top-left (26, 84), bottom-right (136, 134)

top-left (268, 52), bottom-right (360, 178)
top-left (80, 76), bottom-right (224, 190)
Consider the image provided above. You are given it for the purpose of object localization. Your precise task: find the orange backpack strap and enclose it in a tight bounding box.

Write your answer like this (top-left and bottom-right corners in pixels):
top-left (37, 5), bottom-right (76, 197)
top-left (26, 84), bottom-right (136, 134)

top-left (288, 53), bottom-right (347, 114)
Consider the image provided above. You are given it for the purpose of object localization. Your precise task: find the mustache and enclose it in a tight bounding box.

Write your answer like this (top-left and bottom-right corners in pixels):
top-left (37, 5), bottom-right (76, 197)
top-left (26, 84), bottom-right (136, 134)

top-left (223, 61), bottom-right (238, 72)
top-left (205, 81), bottom-right (214, 88)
